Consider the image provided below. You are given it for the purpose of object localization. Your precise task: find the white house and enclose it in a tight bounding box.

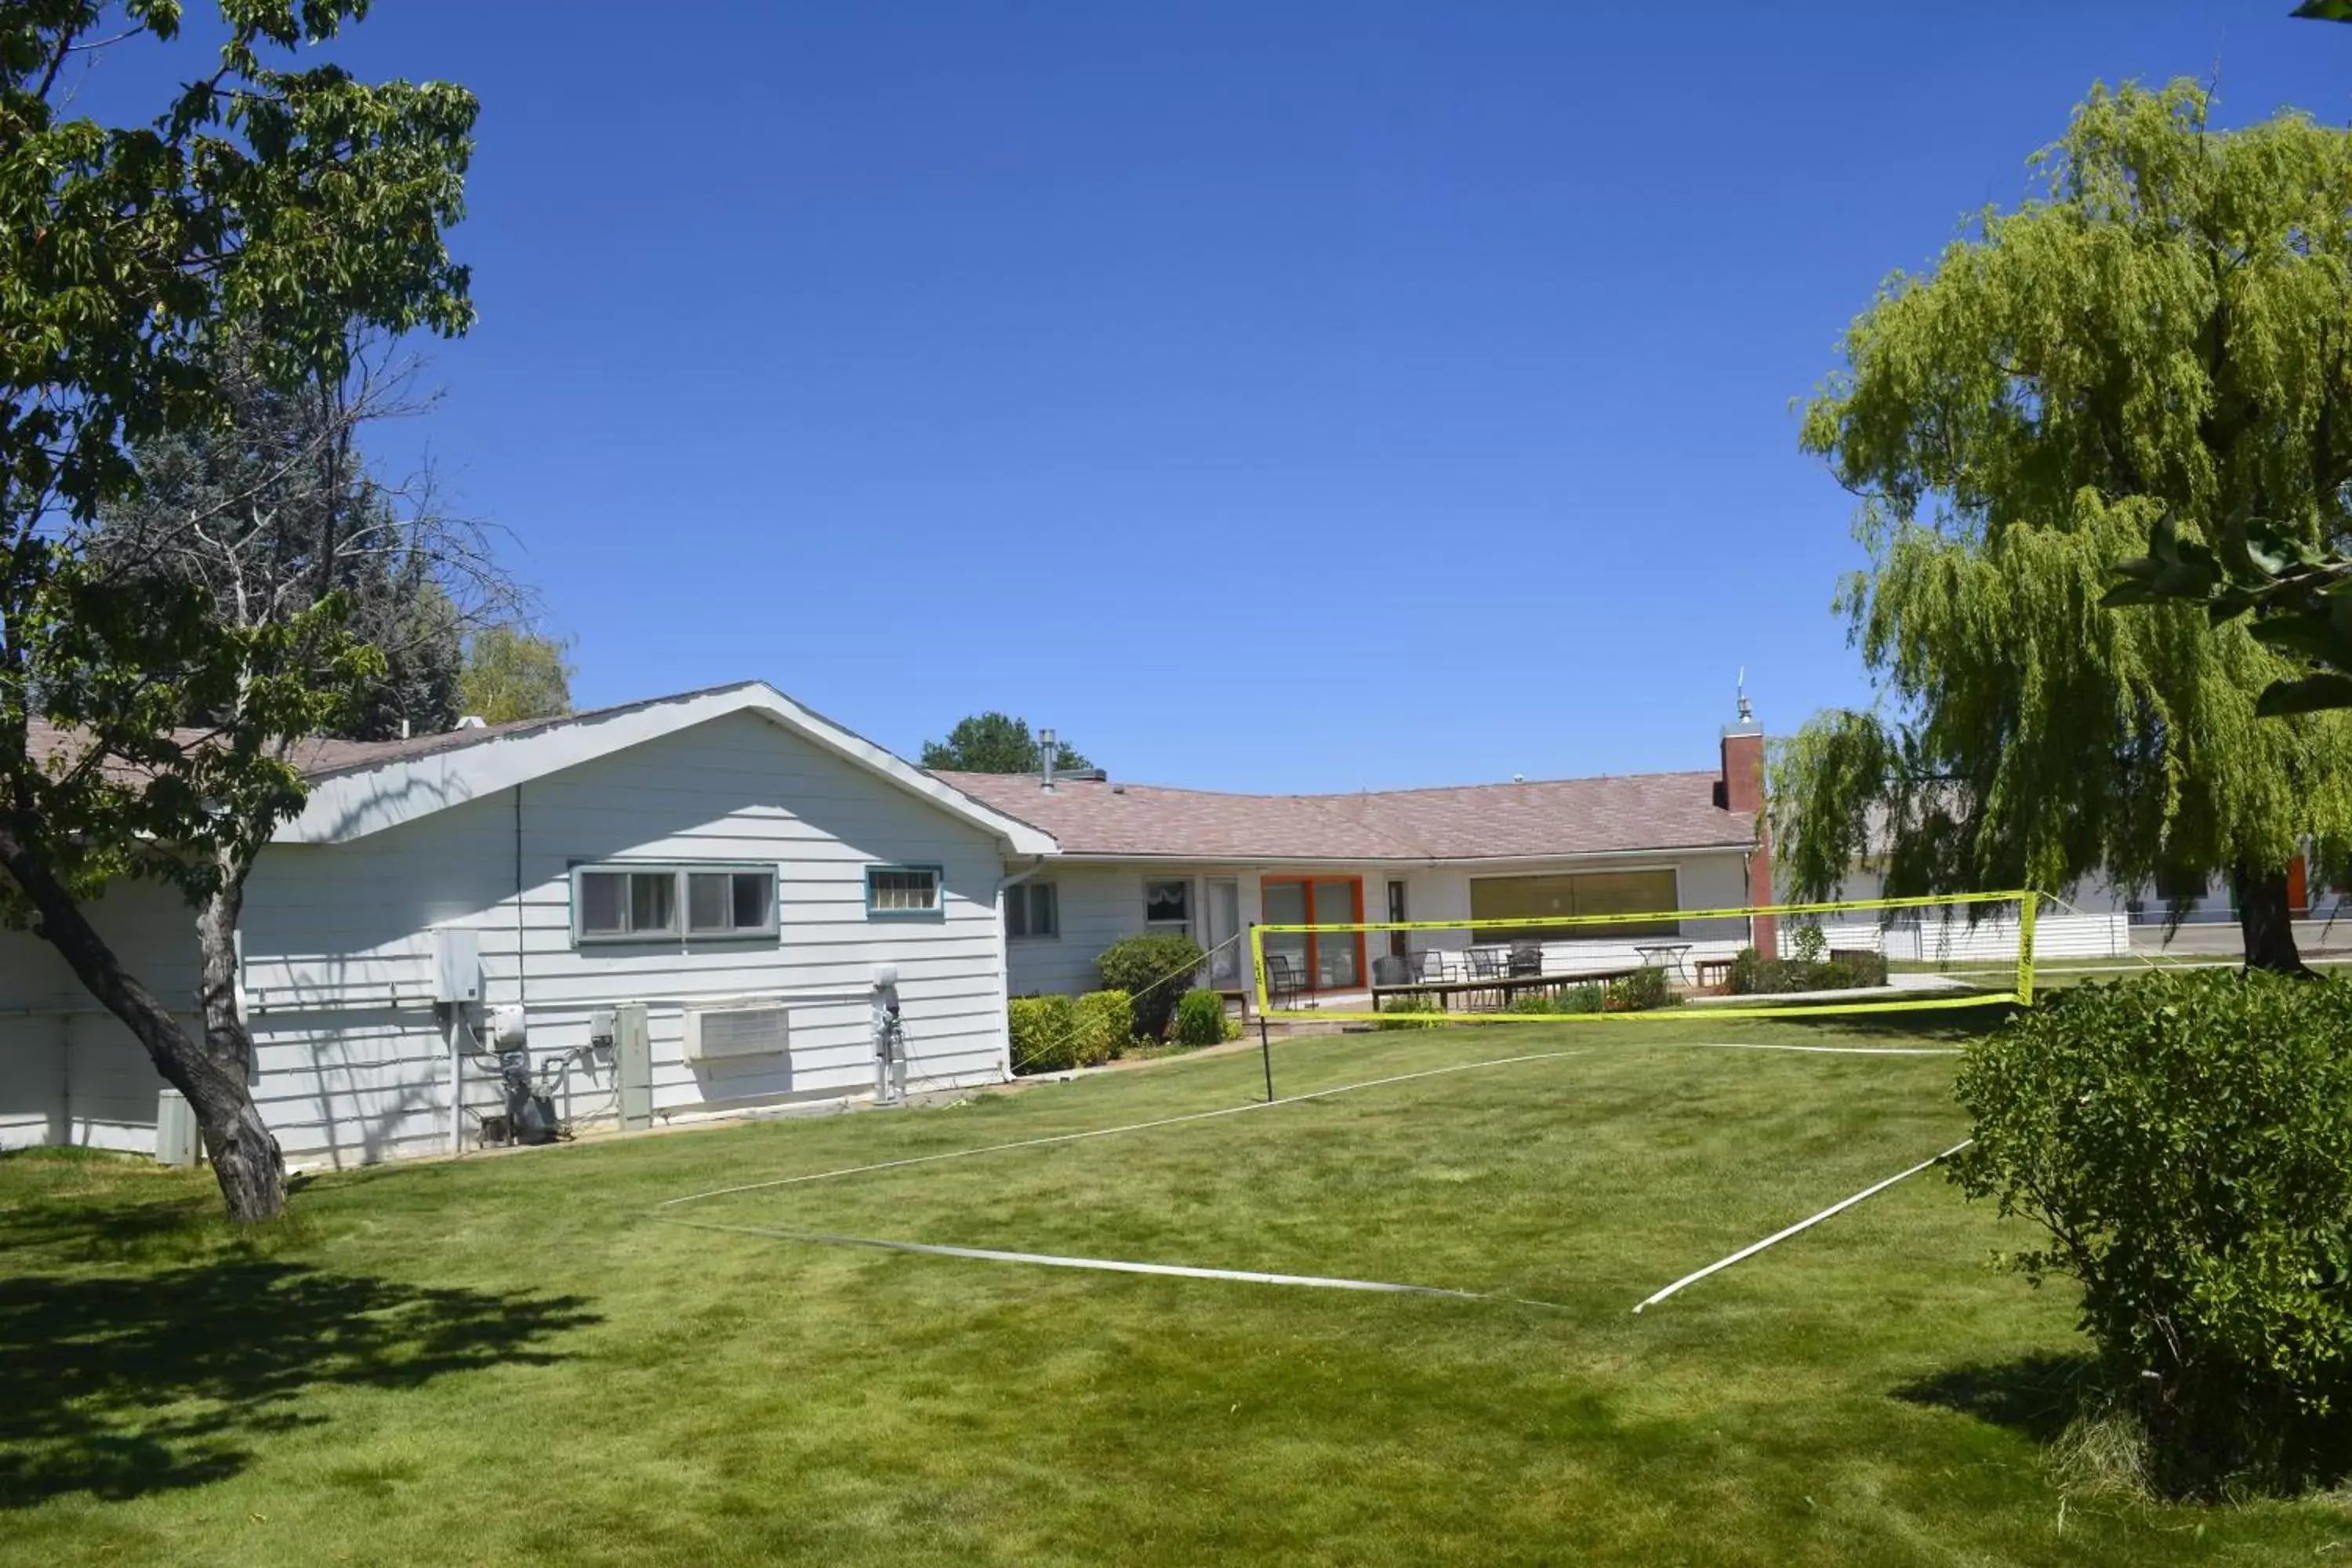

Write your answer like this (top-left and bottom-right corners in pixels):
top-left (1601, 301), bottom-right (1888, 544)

top-left (0, 683), bottom-right (1053, 1167)
top-left (942, 708), bottom-right (1781, 999)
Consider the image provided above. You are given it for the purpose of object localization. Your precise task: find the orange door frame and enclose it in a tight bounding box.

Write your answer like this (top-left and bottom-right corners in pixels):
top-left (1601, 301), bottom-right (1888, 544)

top-left (1261, 874), bottom-right (1367, 993)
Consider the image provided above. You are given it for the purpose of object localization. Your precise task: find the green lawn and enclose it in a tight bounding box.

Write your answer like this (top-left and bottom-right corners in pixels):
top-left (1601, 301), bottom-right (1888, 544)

top-left (6, 1010), bottom-right (2348, 1565)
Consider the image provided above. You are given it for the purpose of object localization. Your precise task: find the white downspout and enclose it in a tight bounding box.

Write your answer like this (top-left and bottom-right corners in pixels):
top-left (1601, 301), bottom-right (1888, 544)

top-left (995, 856), bottom-right (1048, 1081)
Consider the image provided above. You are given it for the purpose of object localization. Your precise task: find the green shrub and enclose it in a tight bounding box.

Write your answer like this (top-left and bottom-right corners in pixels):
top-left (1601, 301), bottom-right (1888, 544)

top-left (1007, 993), bottom-right (1079, 1074)
top-left (1095, 933), bottom-right (1210, 1040)
top-left (1374, 993), bottom-right (1448, 1030)
top-left (1073, 990), bottom-right (1134, 1065)
top-left (1505, 993), bottom-right (1558, 1015)
top-left (1727, 946), bottom-right (1887, 996)
top-left (1559, 982), bottom-right (1606, 1014)
top-left (1171, 989), bottom-right (1229, 1047)
top-left (1605, 967), bottom-right (1680, 1012)
top-left (1951, 971), bottom-right (2352, 1497)
top-left (1789, 921), bottom-right (1829, 964)
top-left (1820, 950), bottom-right (1889, 990)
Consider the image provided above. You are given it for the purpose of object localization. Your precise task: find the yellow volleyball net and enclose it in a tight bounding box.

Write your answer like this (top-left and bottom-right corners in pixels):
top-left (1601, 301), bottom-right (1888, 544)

top-left (1249, 890), bottom-right (2045, 1025)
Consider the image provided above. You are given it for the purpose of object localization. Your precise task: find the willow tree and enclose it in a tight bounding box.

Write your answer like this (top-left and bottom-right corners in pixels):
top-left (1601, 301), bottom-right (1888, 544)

top-left (1777, 81), bottom-right (2352, 972)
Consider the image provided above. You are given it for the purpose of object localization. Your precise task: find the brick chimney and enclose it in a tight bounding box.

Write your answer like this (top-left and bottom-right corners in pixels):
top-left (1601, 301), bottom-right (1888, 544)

top-left (1719, 691), bottom-right (1777, 960)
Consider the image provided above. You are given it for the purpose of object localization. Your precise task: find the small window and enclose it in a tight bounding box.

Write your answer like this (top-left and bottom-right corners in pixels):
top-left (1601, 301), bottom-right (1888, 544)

top-left (1145, 879), bottom-right (1192, 937)
top-left (575, 863), bottom-right (775, 944)
top-left (868, 865), bottom-right (943, 919)
top-left (1007, 881), bottom-right (1058, 939)
top-left (688, 869), bottom-right (777, 937)
top-left (578, 869), bottom-right (681, 940)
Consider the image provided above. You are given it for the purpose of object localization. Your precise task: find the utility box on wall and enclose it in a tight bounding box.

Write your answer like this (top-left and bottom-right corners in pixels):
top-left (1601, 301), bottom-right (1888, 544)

top-left (614, 1003), bottom-right (652, 1132)
top-left (156, 1088), bottom-right (199, 1168)
top-left (430, 927), bottom-right (481, 1006)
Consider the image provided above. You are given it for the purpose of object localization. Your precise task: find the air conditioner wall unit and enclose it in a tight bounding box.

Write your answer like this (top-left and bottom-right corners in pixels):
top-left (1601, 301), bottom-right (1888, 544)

top-left (683, 1000), bottom-right (790, 1063)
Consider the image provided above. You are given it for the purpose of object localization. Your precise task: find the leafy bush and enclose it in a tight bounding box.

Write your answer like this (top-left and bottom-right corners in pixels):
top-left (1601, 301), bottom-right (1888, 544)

top-left (1821, 951), bottom-right (1889, 990)
top-left (1559, 982), bottom-right (1606, 1014)
top-left (1073, 990), bottom-right (1134, 1065)
top-left (1171, 989), bottom-right (1229, 1047)
top-left (1951, 971), bottom-right (2352, 1497)
top-left (1095, 934), bottom-right (1209, 1040)
top-left (1505, 993), bottom-right (1559, 1014)
top-left (1605, 967), bottom-right (1680, 1012)
top-left (1728, 946), bottom-right (1887, 996)
top-left (1007, 993), bottom-right (1079, 1074)
top-left (1374, 993), bottom-right (1448, 1030)
top-left (1788, 921), bottom-right (1829, 964)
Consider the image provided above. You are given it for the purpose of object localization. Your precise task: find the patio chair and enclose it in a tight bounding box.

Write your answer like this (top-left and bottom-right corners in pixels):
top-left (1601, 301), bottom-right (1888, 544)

top-left (1265, 953), bottom-right (1308, 1010)
top-left (1508, 940), bottom-right (1544, 978)
top-left (1413, 948), bottom-right (1451, 983)
top-left (1371, 954), bottom-right (1410, 987)
top-left (1464, 946), bottom-right (1508, 1011)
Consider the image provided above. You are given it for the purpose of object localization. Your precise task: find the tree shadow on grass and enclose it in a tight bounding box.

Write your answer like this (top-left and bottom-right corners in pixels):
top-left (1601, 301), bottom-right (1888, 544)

top-left (1892, 1351), bottom-right (2100, 1443)
top-left (0, 1260), bottom-right (599, 1508)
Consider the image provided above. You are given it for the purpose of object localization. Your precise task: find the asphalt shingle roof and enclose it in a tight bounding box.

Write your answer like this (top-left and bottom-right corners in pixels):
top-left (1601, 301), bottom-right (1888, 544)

top-left (934, 769), bottom-right (1755, 862)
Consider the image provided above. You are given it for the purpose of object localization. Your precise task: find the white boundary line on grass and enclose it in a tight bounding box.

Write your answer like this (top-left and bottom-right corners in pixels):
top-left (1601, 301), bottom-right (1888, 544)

top-left (655, 1047), bottom-right (1592, 1210)
top-left (1632, 1139), bottom-right (1975, 1313)
top-left (1679, 1042), bottom-right (1961, 1057)
top-left (659, 1216), bottom-right (1554, 1304)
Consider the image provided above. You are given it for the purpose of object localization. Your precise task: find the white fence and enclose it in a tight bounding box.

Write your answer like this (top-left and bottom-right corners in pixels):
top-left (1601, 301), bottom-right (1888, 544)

top-left (1814, 909), bottom-right (2127, 964)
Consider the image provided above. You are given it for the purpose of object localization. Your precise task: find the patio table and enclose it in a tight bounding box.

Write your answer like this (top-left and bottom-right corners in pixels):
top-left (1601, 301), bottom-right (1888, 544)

top-left (1632, 942), bottom-right (1695, 983)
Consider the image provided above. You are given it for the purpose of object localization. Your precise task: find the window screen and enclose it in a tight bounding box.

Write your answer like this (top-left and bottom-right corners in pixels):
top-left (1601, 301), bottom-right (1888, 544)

top-left (688, 869), bottom-right (776, 935)
top-left (578, 864), bottom-right (772, 943)
top-left (1468, 869), bottom-right (1679, 940)
top-left (1007, 881), bottom-right (1058, 938)
top-left (1144, 880), bottom-right (1192, 935)
top-left (868, 866), bottom-right (942, 916)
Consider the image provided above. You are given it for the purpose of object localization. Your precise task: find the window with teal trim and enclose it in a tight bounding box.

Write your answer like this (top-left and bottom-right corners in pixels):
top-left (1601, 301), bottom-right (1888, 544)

top-left (867, 865), bottom-right (942, 918)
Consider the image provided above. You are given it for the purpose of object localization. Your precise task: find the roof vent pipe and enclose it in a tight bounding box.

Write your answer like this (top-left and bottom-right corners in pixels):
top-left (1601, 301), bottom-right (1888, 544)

top-left (1039, 728), bottom-right (1057, 793)
top-left (455, 715), bottom-right (488, 731)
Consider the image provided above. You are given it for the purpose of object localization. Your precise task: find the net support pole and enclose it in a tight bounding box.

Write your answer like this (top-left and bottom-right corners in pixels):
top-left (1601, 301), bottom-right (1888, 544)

top-left (1250, 923), bottom-right (1274, 1103)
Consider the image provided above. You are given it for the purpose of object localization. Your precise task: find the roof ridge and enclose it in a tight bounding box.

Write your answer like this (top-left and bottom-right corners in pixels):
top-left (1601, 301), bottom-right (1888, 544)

top-left (931, 765), bottom-right (1723, 804)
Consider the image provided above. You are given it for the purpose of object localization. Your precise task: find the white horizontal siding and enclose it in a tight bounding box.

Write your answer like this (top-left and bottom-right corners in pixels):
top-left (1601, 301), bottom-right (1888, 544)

top-left (0, 708), bottom-right (1014, 1171)
top-left (1007, 851), bottom-right (1763, 999)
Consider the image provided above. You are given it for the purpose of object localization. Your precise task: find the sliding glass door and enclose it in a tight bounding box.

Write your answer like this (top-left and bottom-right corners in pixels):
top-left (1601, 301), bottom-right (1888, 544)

top-left (1260, 876), bottom-right (1364, 992)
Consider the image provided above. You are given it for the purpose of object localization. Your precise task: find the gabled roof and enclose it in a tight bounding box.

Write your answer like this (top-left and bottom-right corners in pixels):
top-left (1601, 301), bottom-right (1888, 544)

top-left (272, 683), bottom-right (1058, 853)
top-left (933, 769), bottom-right (1755, 864)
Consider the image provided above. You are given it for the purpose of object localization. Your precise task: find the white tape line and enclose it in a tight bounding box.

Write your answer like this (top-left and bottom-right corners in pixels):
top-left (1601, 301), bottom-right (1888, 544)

top-left (656, 1047), bottom-right (1589, 1210)
top-left (1676, 1041), bottom-right (1962, 1057)
top-left (1632, 1138), bottom-right (1973, 1314)
top-left (662, 1216), bottom-right (1539, 1302)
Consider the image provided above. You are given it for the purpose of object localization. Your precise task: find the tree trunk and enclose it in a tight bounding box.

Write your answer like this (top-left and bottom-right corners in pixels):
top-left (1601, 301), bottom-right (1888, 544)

top-left (2234, 859), bottom-right (2310, 977)
top-left (0, 822), bottom-right (286, 1221)
top-left (196, 855), bottom-right (259, 1080)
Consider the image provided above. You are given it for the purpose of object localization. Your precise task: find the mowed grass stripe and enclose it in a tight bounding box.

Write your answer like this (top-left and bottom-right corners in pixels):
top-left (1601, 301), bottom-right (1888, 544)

top-left (10, 1009), bottom-right (2348, 1565)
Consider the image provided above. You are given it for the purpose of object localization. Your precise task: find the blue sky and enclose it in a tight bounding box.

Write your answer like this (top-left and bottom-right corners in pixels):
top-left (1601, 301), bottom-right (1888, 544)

top-left (70, 2), bottom-right (2352, 789)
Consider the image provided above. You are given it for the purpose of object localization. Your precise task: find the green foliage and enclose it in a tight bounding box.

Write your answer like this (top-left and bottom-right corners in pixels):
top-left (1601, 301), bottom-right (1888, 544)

top-left (1073, 990), bottom-right (1134, 1065)
top-left (920, 713), bottom-right (1091, 774)
top-left (1788, 923), bottom-right (1828, 965)
top-left (1777, 81), bottom-right (2352, 959)
top-left (459, 626), bottom-right (573, 725)
top-left (1170, 989), bottom-right (1229, 1048)
top-left (1007, 994), bottom-right (1079, 1074)
top-left (1951, 971), bottom-right (2352, 1495)
top-left (0, 8), bottom-right (474, 911)
top-left (1728, 947), bottom-right (1889, 996)
top-left (1094, 934), bottom-right (1208, 1040)
top-left (1604, 968), bottom-right (1680, 1012)
top-left (1373, 993), bottom-right (1448, 1029)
